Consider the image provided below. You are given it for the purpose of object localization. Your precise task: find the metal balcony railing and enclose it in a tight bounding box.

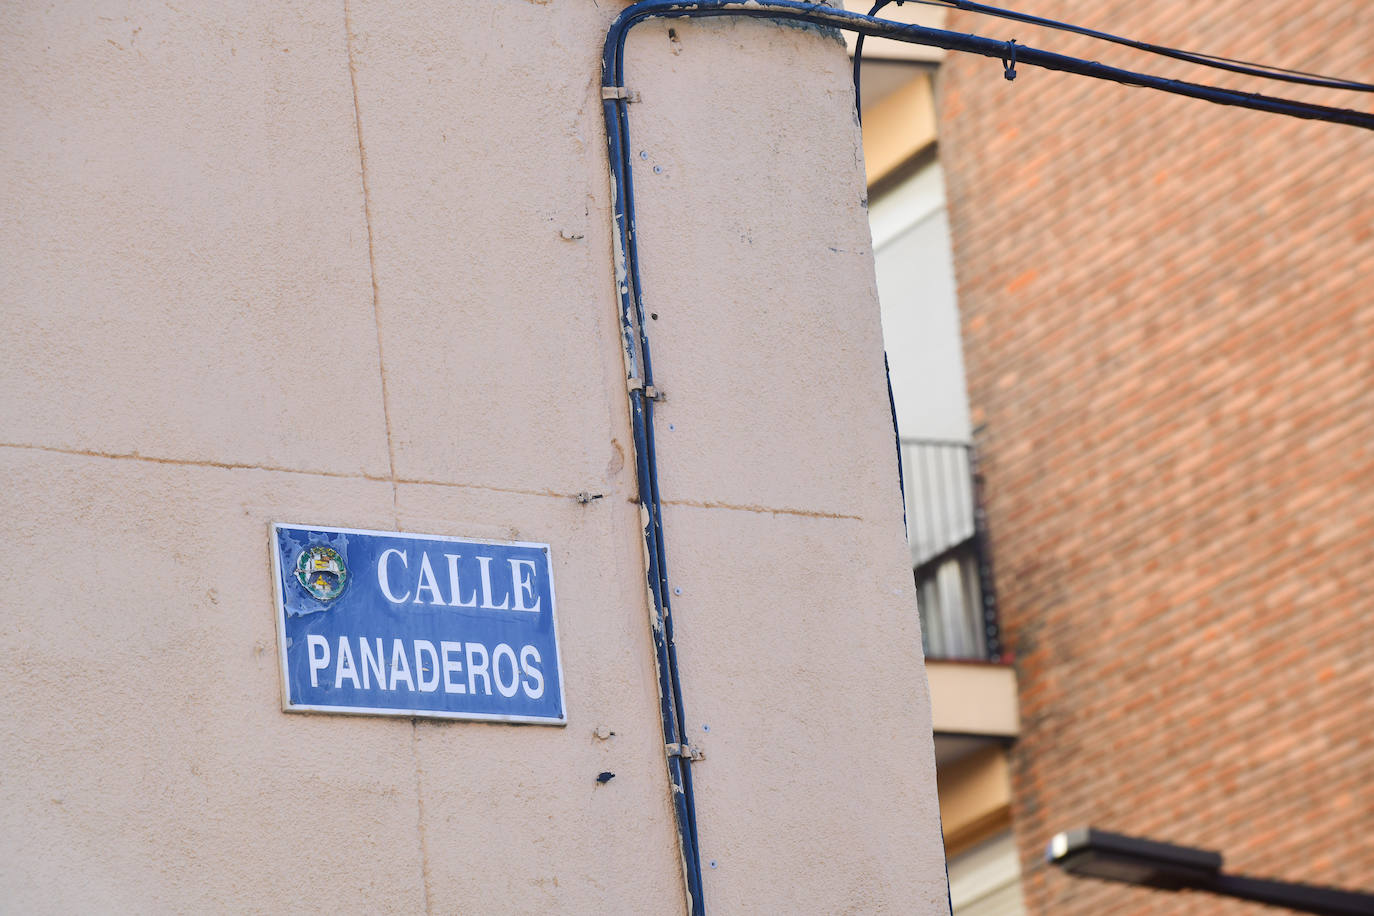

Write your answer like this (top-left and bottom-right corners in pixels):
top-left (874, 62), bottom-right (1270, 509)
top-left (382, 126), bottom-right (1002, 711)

top-left (899, 438), bottom-right (1001, 661)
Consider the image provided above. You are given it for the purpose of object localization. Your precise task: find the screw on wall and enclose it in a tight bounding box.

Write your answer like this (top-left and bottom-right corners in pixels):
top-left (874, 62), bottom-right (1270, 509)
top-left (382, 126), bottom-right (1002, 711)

top-left (575, 492), bottom-right (604, 504)
top-left (596, 771), bottom-right (615, 784)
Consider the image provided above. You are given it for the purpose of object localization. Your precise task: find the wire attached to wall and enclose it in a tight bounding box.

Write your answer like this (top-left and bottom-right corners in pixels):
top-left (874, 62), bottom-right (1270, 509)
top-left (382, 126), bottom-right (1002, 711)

top-left (602, 4), bottom-right (1374, 914)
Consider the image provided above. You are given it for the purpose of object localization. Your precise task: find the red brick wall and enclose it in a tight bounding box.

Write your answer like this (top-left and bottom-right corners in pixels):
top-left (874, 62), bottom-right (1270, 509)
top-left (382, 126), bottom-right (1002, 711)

top-left (936, 2), bottom-right (1374, 912)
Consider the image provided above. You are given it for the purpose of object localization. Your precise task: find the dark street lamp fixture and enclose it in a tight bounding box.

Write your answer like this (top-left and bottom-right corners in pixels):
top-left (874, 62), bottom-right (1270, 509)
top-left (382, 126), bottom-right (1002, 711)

top-left (1047, 828), bottom-right (1374, 916)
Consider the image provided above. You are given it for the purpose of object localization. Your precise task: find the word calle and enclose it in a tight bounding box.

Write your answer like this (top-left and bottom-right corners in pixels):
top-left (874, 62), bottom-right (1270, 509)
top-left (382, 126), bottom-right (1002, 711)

top-left (376, 547), bottom-right (542, 612)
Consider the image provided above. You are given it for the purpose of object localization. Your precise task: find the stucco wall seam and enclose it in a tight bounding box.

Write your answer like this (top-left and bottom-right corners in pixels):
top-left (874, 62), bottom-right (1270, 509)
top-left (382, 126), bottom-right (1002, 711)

top-left (0, 442), bottom-right (385, 481)
top-left (660, 498), bottom-right (863, 521)
top-left (344, 0), bottom-right (401, 523)
top-left (343, 4), bottom-right (433, 908)
top-left (0, 443), bottom-right (609, 504)
top-left (410, 721), bottom-right (436, 915)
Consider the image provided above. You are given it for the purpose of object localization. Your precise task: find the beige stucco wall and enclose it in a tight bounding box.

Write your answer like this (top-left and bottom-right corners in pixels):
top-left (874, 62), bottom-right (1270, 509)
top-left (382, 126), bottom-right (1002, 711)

top-left (1, 2), bottom-right (946, 912)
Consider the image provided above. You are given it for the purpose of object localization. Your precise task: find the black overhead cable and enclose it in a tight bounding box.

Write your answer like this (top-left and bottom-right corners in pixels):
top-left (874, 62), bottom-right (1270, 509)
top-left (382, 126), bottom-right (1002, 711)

top-left (902, 0), bottom-right (1374, 93)
top-left (853, 0), bottom-right (900, 125)
top-left (825, 1), bottom-right (1374, 129)
top-left (854, 0), bottom-right (1374, 126)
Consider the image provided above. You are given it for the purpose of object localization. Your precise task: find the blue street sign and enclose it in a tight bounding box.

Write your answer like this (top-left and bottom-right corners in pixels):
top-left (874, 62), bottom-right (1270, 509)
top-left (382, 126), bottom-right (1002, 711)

top-left (272, 524), bottom-right (566, 724)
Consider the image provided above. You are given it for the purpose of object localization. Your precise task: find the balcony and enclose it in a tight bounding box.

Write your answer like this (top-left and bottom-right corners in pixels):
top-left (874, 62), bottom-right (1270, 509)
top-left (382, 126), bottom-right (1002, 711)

top-left (902, 439), bottom-right (1019, 860)
top-left (900, 438), bottom-right (1002, 662)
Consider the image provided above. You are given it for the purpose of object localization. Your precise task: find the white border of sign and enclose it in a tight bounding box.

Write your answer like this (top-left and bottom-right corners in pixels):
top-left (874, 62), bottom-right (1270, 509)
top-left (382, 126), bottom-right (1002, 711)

top-left (270, 522), bottom-right (568, 726)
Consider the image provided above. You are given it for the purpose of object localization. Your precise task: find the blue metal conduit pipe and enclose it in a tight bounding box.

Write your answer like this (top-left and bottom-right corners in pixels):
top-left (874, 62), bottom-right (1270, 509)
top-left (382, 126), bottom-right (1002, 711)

top-left (601, 4), bottom-right (1374, 913)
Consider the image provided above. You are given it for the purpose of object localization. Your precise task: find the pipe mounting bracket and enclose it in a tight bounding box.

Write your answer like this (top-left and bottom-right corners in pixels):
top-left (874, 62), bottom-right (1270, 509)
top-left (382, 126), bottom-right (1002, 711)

top-left (666, 742), bottom-right (706, 762)
top-left (627, 378), bottom-right (665, 401)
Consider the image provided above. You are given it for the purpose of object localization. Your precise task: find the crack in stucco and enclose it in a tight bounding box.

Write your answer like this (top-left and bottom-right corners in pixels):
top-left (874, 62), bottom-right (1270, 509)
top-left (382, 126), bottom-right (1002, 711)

top-left (343, 0), bottom-right (400, 528)
top-left (0, 442), bottom-right (386, 481)
top-left (409, 721), bottom-right (434, 916)
top-left (660, 497), bottom-right (862, 521)
top-left (0, 443), bottom-right (615, 505)
top-left (343, 6), bottom-right (428, 910)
